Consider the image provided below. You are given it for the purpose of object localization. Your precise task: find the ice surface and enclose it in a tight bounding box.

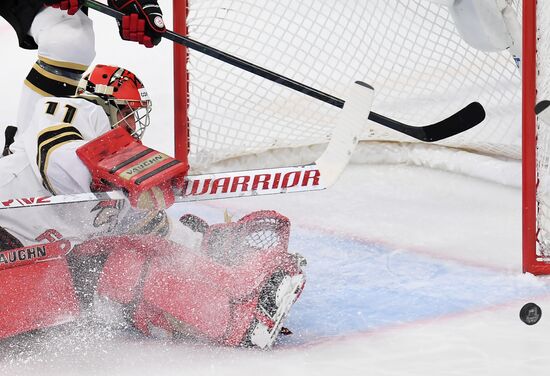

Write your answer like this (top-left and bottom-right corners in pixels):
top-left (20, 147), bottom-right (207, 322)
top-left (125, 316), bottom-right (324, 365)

top-left (1, 163), bottom-right (547, 376)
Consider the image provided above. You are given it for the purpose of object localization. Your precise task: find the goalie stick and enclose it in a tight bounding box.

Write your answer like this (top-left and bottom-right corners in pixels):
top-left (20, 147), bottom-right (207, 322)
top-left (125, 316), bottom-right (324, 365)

top-left (84, 0), bottom-right (486, 142)
top-left (0, 81), bottom-right (373, 210)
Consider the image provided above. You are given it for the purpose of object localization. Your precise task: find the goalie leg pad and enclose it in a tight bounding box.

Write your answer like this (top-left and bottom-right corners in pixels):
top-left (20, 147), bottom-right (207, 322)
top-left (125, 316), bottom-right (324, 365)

top-left (94, 211), bottom-right (306, 349)
top-left (136, 244), bottom-right (305, 348)
top-left (0, 241), bottom-right (80, 339)
top-left (199, 210), bottom-right (291, 266)
top-left (95, 235), bottom-right (236, 338)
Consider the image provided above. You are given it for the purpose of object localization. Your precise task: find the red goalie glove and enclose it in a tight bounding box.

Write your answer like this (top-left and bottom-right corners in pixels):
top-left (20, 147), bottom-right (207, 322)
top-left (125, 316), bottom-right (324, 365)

top-left (43, 0), bottom-right (83, 15)
top-left (108, 0), bottom-right (166, 47)
top-left (76, 127), bottom-right (188, 211)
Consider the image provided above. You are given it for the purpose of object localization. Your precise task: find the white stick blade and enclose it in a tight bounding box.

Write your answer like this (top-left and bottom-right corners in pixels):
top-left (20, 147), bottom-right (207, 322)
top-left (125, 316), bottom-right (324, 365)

top-left (316, 81), bottom-right (374, 186)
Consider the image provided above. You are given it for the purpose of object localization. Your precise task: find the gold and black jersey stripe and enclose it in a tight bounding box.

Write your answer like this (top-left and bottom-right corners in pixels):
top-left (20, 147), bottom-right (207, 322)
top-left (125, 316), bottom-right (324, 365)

top-left (38, 56), bottom-right (89, 73)
top-left (36, 124), bottom-right (83, 194)
top-left (25, 57), bottom-right (88, 98)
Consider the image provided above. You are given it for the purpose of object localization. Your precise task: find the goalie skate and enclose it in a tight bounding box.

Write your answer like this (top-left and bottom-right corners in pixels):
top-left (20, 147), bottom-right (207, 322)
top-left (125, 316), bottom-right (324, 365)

top-left (245, 256), bottom-right (306, 349)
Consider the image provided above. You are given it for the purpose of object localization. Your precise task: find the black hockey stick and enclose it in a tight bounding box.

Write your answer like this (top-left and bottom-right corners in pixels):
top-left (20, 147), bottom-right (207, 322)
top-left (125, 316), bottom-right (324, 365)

top-left (535, 100), bottom-right (550, 115)
top-left (85, 0), bottom-right (485, 142)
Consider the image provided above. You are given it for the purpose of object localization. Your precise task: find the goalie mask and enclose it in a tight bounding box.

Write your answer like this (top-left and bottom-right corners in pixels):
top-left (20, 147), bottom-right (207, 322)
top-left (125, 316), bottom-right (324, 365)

top-left (76, 65), bottom-right (152, 139)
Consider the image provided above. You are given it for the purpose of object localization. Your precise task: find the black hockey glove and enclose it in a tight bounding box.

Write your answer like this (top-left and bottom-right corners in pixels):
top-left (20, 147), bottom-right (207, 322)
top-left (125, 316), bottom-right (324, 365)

top-left (43, 0), bottom-right (84, 15)
top-left (107, 0), bottom-right (166, 48)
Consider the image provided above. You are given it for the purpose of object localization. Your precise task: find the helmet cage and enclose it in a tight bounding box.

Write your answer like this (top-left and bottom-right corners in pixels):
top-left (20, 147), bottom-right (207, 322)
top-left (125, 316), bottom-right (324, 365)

top-left (108, 98), bottom-right (152, 140)
top-left (76, 66), bottom-right (152, 140)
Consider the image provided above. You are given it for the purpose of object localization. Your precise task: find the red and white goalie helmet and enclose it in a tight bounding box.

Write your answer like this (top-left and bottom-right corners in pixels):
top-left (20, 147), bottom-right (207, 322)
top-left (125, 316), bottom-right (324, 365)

top-left (76, 65), bottom-right (152, 139)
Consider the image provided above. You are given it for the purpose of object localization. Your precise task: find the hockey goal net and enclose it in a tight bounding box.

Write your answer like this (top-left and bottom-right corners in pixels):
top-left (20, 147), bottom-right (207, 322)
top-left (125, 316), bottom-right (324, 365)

top-left (169, 1), bottom-right (545, 273)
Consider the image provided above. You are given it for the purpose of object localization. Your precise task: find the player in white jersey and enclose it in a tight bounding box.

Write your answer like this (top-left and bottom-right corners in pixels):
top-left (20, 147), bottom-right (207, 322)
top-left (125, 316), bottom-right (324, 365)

top-left (0, 0), bottom-right (166, 149)
top-left (0, 64), bottom-right (306, 349)
top-left (1, 64), bottom-right (191, 248)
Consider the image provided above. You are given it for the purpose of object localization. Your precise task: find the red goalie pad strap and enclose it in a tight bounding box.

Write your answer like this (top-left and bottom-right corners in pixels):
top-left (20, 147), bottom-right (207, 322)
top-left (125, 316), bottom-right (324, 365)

top-left (76, 127), bottom-right (188, 208)
top-left (0, 240), bottom-right (70, 271)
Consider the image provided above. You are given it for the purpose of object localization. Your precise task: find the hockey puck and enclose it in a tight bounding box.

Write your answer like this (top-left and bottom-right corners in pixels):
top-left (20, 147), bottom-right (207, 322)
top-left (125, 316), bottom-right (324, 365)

top-left (519, 303), bottom-right (542, 325)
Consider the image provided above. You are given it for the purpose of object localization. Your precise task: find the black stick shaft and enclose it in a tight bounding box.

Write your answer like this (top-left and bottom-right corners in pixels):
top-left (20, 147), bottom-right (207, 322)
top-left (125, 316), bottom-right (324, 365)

top-left (86, 0), bottom-right (343, 106)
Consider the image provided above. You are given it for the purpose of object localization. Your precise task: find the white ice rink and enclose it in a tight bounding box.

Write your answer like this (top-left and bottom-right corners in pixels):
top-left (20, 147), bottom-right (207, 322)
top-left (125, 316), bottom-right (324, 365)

top-left (1, 4), bottom-right (550, 376)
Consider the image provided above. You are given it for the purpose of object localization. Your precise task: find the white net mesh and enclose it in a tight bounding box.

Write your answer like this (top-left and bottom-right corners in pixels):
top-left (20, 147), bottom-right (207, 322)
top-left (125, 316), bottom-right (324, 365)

top-left (185, 0), bottom-right (521, 173)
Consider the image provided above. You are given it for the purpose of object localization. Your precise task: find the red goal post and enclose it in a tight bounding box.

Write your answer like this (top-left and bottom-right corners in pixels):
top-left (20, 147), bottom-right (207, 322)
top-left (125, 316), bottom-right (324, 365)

top-left (173, 0), bottom-right (189, 166)
top-left (522, 0), bottom-right (537, 274)
top-left (523, 0), bottom-right (550, 275)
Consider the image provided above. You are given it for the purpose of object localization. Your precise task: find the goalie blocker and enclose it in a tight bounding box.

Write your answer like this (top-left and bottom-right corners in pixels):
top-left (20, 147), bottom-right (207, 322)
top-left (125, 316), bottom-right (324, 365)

top-left (0, 211), bottom-right (305, 349)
